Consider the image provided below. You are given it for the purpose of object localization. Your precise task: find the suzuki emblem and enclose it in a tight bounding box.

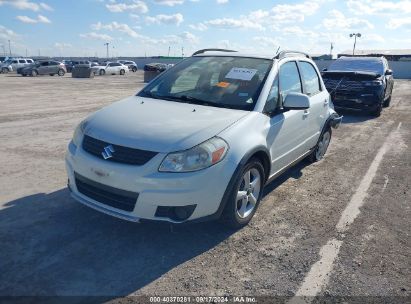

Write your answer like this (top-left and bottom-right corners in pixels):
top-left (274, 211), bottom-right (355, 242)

top-left (102, 145), bottom-right (115, 159)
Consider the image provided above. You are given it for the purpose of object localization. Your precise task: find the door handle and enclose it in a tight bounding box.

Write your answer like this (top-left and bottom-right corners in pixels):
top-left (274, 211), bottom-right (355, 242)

top-left (324, 99), bottom-right (329, 105)
top-left (303, 110), bottom-right (310, 117)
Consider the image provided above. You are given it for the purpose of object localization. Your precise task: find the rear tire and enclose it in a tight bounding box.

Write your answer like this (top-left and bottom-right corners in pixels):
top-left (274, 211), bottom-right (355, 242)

top-left (31, 70), bottom-right (38, 77)
top-left (120, 69), bottom-right (125, 75)
top-left (57, 69), bottom-right (65, 76)
top-left (99, 69), bottom-right (105, 76)
top-left (132, 67), bottom-right (137, 72)
top-left (2, 67), bottom-right (9, 74)
top-left (221, 158), bottom-right (265, 229)
top-left (309, 127), bottom-right (332, 162)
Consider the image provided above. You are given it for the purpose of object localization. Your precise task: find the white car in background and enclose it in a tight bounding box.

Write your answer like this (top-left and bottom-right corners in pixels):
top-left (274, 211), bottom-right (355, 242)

top-left (0, 58), bottom-right (34, 73)
top-left (66, 49), bottom-right (342, 228)
top-left (93, 62), bottom-right (128, 76)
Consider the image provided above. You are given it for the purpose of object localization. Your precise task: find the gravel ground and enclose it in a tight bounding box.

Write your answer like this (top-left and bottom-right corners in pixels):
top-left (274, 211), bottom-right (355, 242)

top-left (0, 72), bottom-right (409, 303)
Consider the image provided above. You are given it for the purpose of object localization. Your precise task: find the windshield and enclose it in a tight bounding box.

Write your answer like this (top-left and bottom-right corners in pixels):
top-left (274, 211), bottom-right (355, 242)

top-left (328, 58), bottom-right (384, 75)
top-left (138, 56), bottom-right (272, 111)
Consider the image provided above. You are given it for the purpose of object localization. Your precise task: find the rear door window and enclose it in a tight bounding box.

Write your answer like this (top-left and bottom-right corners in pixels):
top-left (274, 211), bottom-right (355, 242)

top-left (279, 61), bottom-right (302, 99)
top-left (299, 61), bottom-right (321, 96)
top-left (19, 60), bottom-right (26, 63)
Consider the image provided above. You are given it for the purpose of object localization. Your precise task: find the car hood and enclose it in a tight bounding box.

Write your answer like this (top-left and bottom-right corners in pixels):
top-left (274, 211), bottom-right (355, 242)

top-left (84, 96), bottom-right (249, 153)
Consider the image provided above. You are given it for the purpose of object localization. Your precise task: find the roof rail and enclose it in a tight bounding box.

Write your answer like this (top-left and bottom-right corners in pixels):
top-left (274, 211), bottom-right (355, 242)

top-left (192, 48), bottom-right (237, 56)
top-left (274, 50), bottom-right (311, 60)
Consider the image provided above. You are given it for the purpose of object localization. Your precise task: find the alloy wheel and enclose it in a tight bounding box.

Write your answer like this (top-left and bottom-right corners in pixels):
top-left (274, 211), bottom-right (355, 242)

top-left (236, 168), bottom-right (261, 219)
top-left (316, 131), bottom-right (331, 160)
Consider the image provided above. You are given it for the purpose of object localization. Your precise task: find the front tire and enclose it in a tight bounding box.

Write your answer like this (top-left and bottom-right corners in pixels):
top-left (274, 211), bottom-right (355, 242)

top-left (58, 69), bottom-right (65, 76)
top-left (383, 95), bottom-right (391, 107)
top-left (99, 69), bottom-right (105, 76)
top-left (309, 127), bottom-right (332, 162)
top-left (120, 69), bottom-right (125, 75)
top-left (371, 100), bottom-right (383, 117)
top-left (222, 158), bottom-right (265, 228)
top-left (31, 70), bottom-right (38, 77)
top-left (2, 67), bottom-right (9, 74)
top-left (132, 67), bottom-right (137, 72)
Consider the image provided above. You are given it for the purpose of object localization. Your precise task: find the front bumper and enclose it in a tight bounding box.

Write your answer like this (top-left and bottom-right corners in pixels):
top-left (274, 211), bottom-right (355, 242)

top-left (65, 141), bottom-right (235, 223)
top-left (331, 90), bottom-right (384, 112)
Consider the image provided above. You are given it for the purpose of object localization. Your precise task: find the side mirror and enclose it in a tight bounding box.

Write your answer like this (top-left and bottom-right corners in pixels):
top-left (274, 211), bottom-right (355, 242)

top-left (385, 69), bottom-right (393, 76)
top-left (283, 92), bottom-right (310, 110)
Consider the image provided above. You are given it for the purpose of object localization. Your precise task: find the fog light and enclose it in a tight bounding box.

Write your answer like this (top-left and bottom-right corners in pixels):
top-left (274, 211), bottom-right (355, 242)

top-left (155, 205), bottom-right (196, 222)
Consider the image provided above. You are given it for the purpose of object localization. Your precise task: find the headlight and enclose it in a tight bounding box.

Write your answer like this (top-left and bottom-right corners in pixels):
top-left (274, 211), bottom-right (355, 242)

top-left (159, 137), bottom-right (229, 172)
top-left (72, 120), bottom-right (88, 147)
top-left (363, 80), bottom-right (383, 86)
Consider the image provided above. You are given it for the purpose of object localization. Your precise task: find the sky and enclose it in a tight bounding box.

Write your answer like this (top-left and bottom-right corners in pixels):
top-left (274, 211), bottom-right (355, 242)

top-left (0, 0), bottom-right (410, 58)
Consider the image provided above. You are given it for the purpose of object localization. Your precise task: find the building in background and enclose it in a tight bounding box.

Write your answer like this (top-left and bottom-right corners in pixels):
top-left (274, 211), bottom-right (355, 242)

top-left (338, 49), bottom-right (411, 61)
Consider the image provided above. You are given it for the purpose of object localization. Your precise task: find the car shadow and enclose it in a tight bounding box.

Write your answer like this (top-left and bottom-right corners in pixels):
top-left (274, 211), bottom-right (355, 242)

top-left (337, 110), bottom-right (375, 124)
top-left (262, 159), bottom-right (308, 198)
top-left (0, 188), bottom-right (234, 297)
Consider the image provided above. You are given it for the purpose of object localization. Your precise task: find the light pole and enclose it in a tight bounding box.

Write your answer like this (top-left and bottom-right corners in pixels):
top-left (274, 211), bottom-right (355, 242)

top-left (8, 40), bottom-right (12, 56)
top-left (349, 33), bottom-right (361, 56)
top-left (104, 42), bottom-right (110, 58)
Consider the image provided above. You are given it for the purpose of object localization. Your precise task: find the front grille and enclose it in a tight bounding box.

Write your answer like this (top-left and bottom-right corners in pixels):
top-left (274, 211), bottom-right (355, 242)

top-left (324, 79), bottom-right (364, 92)
top-left (75, 173), bottom-right (138, 212)
top-left (82, 135), bottom-right (158, 165)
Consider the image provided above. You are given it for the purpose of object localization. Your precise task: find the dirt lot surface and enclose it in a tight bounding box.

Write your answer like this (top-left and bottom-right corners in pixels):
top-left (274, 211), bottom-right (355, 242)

top-left (0, 72), bottom-right (409, 303)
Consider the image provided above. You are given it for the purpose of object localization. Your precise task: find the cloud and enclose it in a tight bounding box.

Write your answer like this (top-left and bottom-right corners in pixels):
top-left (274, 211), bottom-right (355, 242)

top-left (189, 22), bottom-right (208, 31)
top-left (92, 21), bottom-right (139, 38)
top-left (216, 0), bottom-right (228, 4)
top-left (39, 2), bottom-right (53, 11)
top-left (205, 17), bottom-right (265, 31)
top-left (253, 36), bottom-right (279, 47)
top-left (322, 10), bottom-right (374, 30)
top-left (145, 13), bottom-right (184, 26)
top-left (16, 14), bottom-right (51, 24)
top-left (54, 42), bottom-right (72, 48)
top-left (347, 0), bottom-right (411, 15)
top-left (0, 0), bottom-right (53, 11)
top-left (153, 0), bottom-right (184, 6)
top-left (178, 31), bottom-right (199, 44)
top-left (0, 25), bottom-right (19, 40)
top-left (199, 1), bottom-right (322, 32)
top-left (387, 17), bottom-right (411, 29)
top-left (16, 15), bottom-right (37, 23)
top-left (79, 32), bottom-right (113, 41)
top-left (37, 14), bottom-right (51, 23)
top-left (106, 0), bottom-right (148, 13)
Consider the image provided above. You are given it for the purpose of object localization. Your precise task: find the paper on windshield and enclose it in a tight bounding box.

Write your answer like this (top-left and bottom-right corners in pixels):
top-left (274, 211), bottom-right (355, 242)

top-left (225, 67), bottom-right (258, 81)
